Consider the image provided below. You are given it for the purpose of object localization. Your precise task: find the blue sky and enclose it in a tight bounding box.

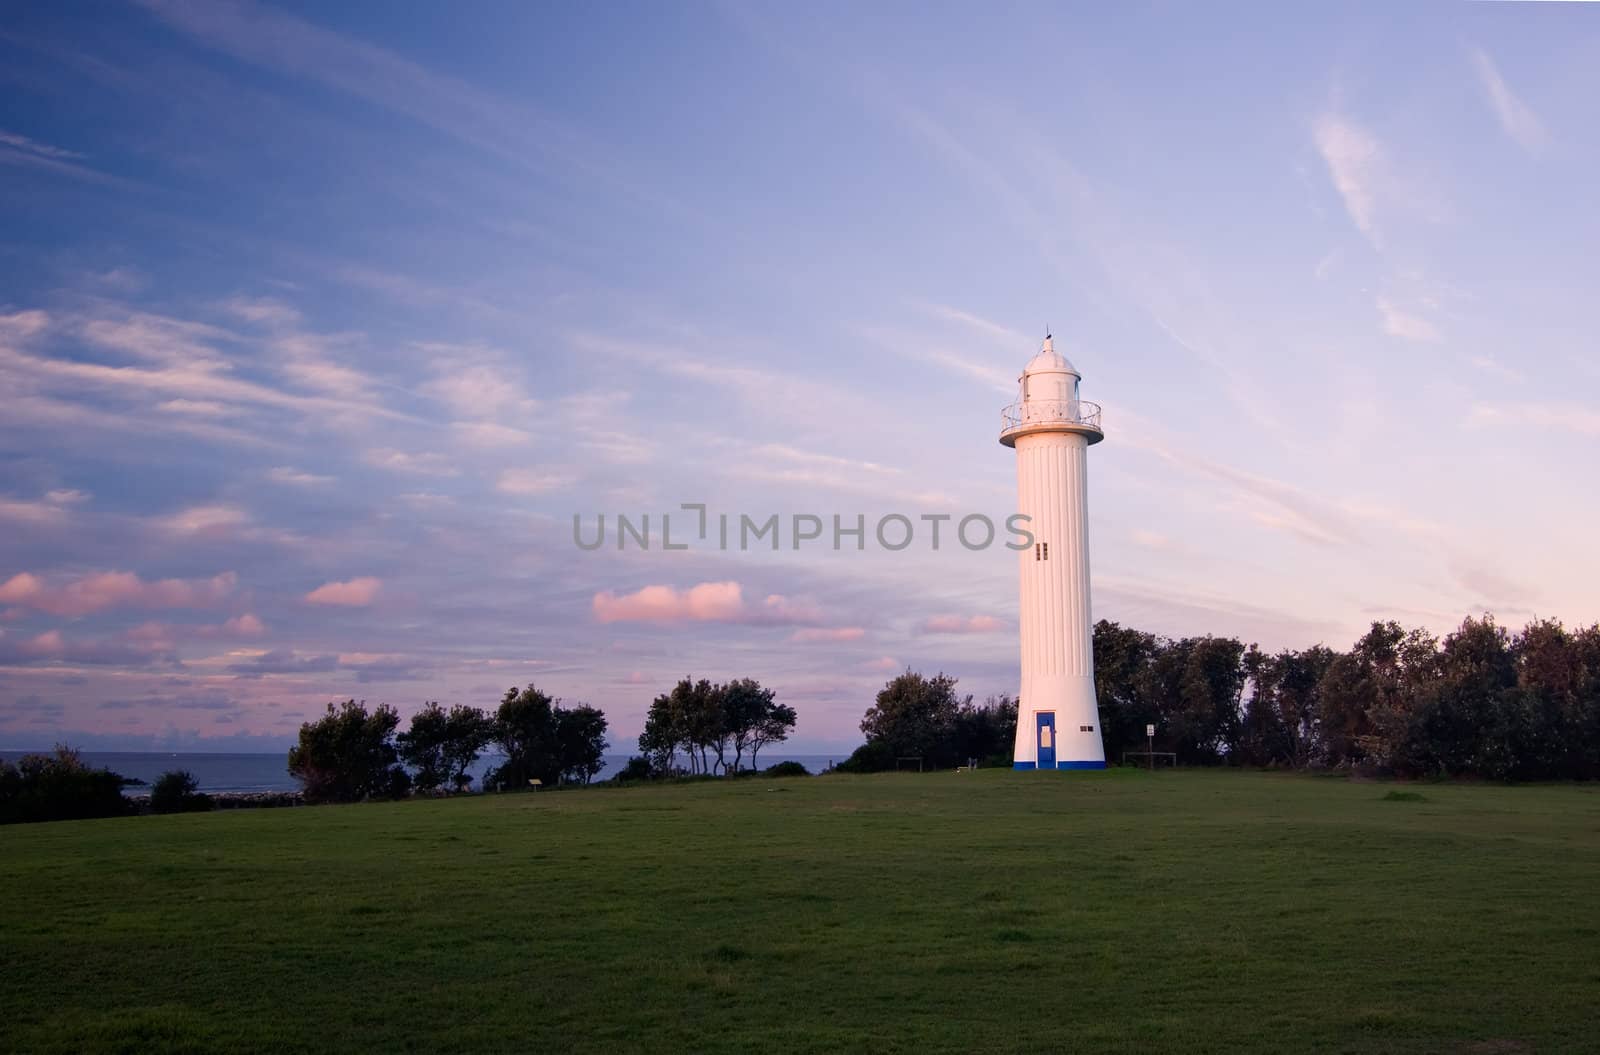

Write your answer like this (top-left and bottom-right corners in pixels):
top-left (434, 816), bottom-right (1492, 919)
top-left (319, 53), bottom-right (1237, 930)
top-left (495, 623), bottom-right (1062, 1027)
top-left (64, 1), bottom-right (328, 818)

top-left (2, 1), bottom-right (1597, 752)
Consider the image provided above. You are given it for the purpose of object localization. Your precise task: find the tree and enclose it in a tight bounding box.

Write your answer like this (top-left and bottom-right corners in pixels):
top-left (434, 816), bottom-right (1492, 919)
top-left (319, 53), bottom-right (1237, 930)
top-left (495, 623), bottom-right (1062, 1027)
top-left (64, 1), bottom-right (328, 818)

top-left (150, 769), bottom-right (213, 814)
top-left (555, 704), bottom-right (609, 785)
top-left (0, 746), bottom-right (133, 825)
top-left (953, 694), bottom-right (1017, 765)
top-left (488, 685), bottom-right (559, 788)
top-left (287, 700), bottom-right (410, 804)
top-left (682, 678), bottom-right (724, 773)
top-left (1093, 620), bottom-right (1161, 760)
top-left (1412, 616), bottom-right (1516, 778)
top-left (747, 699), bottom-right (798, 771)
top-left (1150, 635), bottom-right (1247, 764)
top-left (720, 678), bottom-right (775, 773)
top-left (637, 676), bottom-right (791, 776)
top-left (638, 696), bottom-right (684, 776)
top-left (859, 669), bottom-right (964, 768)
top-left (486, 685), bottom-right (608, 788)
top-left (1314, 621), bottom-right (1431, 768)
top-left (1240, 645), bottom-right (1338, 767)
top-left (398, 702), bottom-right (492, 792)
top-left (639, 678), bottom-right (718, 775)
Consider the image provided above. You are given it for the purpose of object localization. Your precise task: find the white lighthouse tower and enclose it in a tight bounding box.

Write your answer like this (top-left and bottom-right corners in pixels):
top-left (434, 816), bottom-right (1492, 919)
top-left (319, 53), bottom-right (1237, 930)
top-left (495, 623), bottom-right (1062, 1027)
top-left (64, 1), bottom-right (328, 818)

top-left (1000, 335), bottom-right (1106, 770)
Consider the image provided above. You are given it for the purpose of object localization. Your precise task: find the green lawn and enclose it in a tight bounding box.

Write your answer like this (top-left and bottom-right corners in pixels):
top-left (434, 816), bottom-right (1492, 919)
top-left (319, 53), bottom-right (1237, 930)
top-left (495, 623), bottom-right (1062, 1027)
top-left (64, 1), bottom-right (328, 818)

top-left (3, 770), bottom-right (1598, 1054)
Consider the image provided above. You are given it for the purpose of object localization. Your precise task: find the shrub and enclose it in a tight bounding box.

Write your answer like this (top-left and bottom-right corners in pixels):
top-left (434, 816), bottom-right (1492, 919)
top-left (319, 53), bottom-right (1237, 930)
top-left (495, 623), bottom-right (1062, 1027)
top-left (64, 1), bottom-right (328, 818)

top-left (150, 770), bottom-right (214, 814)
top-left (834, 740), bottom-right (896, 773)
top-left (0, 746), bottom-right (133, 825)
top-left (614, 756), bottom-right (658, 782)
top-left (763, 761), bottom-right (810, 778)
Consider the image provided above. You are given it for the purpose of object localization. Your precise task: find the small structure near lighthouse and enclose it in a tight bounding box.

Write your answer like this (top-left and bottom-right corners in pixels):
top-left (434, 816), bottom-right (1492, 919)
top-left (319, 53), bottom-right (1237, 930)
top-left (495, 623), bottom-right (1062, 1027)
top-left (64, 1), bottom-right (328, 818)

top-left (1000, 335), bottom-right (1106, 770)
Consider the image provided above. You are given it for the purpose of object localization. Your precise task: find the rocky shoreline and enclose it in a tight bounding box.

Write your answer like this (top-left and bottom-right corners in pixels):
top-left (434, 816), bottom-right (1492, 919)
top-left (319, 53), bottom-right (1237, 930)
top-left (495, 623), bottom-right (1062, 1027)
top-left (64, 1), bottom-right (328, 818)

top-left (123, 790), bottom-right (306, 811)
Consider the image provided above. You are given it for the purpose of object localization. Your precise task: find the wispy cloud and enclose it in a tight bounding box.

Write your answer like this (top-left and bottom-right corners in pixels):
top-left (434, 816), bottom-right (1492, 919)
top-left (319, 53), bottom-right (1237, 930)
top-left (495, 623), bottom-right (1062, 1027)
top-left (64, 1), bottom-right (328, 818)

top-left (790, 626), bottom-right (866, 643)
top-left (132, 0), bottom-right (692, 221)
top-left (497, 468), bottom-right (573, 495)
top-left (158, 504), bottom-right (251, 537)
top-left (452, 421), bottom-right (533, 448)
top-left (1468, 46), bottom-right (1547, 153)
top-left (304, 577), bottom-right (383, 607)
top-left (0, 489), bottom-right (89, 525)
top-left (1314, 114), bottom-right (1383, 245)
top-left (0, 128), bottom-right (130, 186)
top-left (266, 466), bottom-right (334, 486)
top-left (1469, 401), bottom-right (1600, 437)
top-left (1469, 355), bottom-right (1523, 383)
top-left (859, 323), bottom-right (1016, 395)
top-left (1376, 297), bottom-right (1440, 342)
top-left (0, 129), bottom-right (83, 161)
top-left (920, 614), bottom-right (1005, 634)
top-left (364, 448), bottom-right (458, 476)
top-left (0, 570), bottom-right (237, 617)
top-left (1132, 529), bottom-right (1170, 550)
top-left (1119, 416), bottom-right (1360, 549)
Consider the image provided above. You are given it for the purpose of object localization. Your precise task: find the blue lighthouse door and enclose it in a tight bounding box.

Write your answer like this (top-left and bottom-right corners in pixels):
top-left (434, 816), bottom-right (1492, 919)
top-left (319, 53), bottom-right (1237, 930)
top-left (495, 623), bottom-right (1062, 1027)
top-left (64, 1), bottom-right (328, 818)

top-left (1036, 712), bottom-right (1056, 770)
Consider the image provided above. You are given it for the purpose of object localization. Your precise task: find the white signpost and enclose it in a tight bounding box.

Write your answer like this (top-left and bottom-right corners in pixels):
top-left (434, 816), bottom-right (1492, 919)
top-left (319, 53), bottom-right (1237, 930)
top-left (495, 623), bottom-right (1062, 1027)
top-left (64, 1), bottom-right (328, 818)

top-left (1145, 724), bottom-right (1155, 771)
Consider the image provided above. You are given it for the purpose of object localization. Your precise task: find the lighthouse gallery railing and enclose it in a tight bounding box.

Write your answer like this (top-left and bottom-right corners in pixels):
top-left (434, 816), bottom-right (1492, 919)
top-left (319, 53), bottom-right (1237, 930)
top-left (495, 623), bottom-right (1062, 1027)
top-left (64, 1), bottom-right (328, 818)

top-left (1001, 399), bottom-right (1102, 433)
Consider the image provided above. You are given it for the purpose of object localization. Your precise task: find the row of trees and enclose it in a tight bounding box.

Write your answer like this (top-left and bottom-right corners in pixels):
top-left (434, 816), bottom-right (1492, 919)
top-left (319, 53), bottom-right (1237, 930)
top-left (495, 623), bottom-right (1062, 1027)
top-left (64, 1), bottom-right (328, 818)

top-left (287, 686), bottom-right (609, 803)
top-left (1092, 615), bottom-right (1600, 779)
top-left (634, 677), bottom-right (797, 776)
top-left (844, 616), bottom-right (1600, 781)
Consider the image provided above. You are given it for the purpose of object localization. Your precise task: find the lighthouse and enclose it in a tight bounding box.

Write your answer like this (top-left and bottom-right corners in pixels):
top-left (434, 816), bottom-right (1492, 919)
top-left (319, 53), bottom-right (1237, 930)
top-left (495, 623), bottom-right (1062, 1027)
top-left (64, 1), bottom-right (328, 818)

top-left (1000, 335), bottom-right (1106, 770)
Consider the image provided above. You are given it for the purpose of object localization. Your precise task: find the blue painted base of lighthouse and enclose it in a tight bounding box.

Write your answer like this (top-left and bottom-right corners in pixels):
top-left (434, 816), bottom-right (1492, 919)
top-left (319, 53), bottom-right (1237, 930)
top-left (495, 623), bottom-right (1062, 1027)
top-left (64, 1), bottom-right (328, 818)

top-left (1012, 761), bottom-right (1107, 770)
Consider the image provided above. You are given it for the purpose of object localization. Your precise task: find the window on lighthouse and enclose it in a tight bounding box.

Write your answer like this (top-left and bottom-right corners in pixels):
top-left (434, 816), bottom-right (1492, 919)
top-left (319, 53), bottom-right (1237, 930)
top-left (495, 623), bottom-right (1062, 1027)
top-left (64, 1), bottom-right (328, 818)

top-left (1035, 542), bottom-right (1049, 561)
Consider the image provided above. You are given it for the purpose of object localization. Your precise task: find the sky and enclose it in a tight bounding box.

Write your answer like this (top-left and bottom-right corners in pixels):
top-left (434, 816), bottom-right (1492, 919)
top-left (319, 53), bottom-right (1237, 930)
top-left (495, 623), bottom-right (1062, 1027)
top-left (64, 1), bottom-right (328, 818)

top-left (2, 2), bottom-right (1598, 753)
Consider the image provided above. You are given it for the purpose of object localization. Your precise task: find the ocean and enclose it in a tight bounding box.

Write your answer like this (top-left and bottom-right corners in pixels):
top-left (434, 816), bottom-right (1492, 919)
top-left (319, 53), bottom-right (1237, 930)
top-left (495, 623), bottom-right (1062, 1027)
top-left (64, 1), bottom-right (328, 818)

top-left (0, 750), bottom-right (848, 794)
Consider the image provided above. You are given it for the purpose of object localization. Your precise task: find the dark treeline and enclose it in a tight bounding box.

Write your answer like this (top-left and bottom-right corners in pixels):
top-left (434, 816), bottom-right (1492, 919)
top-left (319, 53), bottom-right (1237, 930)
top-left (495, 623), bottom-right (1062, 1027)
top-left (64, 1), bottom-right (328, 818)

top-left (1107, 615), bottom-right (1600, 780)
top-left (845, 615), bottom-right (1600, 780)
top-left (0, 747), bottom-right (136, 824)
top-left (286, 686), bottom-right (610, 804)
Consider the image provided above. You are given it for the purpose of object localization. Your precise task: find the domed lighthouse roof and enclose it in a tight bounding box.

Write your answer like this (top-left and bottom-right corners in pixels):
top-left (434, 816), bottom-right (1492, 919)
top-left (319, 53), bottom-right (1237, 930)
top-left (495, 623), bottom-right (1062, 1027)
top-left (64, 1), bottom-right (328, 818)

top-left (1000, 334), bottom-right (1103, 448)
top-left (1023, 335), bottom-right (1079, 378)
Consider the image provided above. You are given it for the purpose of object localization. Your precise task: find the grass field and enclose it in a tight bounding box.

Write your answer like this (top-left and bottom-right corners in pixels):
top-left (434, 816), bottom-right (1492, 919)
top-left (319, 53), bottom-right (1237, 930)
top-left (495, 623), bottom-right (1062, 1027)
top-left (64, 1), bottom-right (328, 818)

top-left (3, 769), bottom-right (1598, 1054)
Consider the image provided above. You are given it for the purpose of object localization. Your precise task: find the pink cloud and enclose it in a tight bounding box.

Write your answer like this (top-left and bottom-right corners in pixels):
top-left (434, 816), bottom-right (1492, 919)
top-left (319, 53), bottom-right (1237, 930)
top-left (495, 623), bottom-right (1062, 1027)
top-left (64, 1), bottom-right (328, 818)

top-left (122, 614), bottom-right (267, 645)
top-left (0, 628), bottom-right (179, 667)
top-left (593, 581), bottom-right (745, 624)
top-left (790, 627), bottom-right (866, 643)
top-left (0, 489), bottom-right (88, 525)
top-left (21, 630), bottom-right (64, 657)
top-left (592, 582), bottom-right (829, 627)
top-left (759, 594), bottom-right (824, 624)
top-left (160, 504), bottom-right (251, 536)
top-left (863, 656), bottom-right (900, 672)
top-left (304, 577), bottom-right (382, 607)
top-left (0, 570), bottom-right (237, 617)
top-left (218, 613), bottom-right (266, 636)
top-left (921, 614), bottom-right (1006, 634)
